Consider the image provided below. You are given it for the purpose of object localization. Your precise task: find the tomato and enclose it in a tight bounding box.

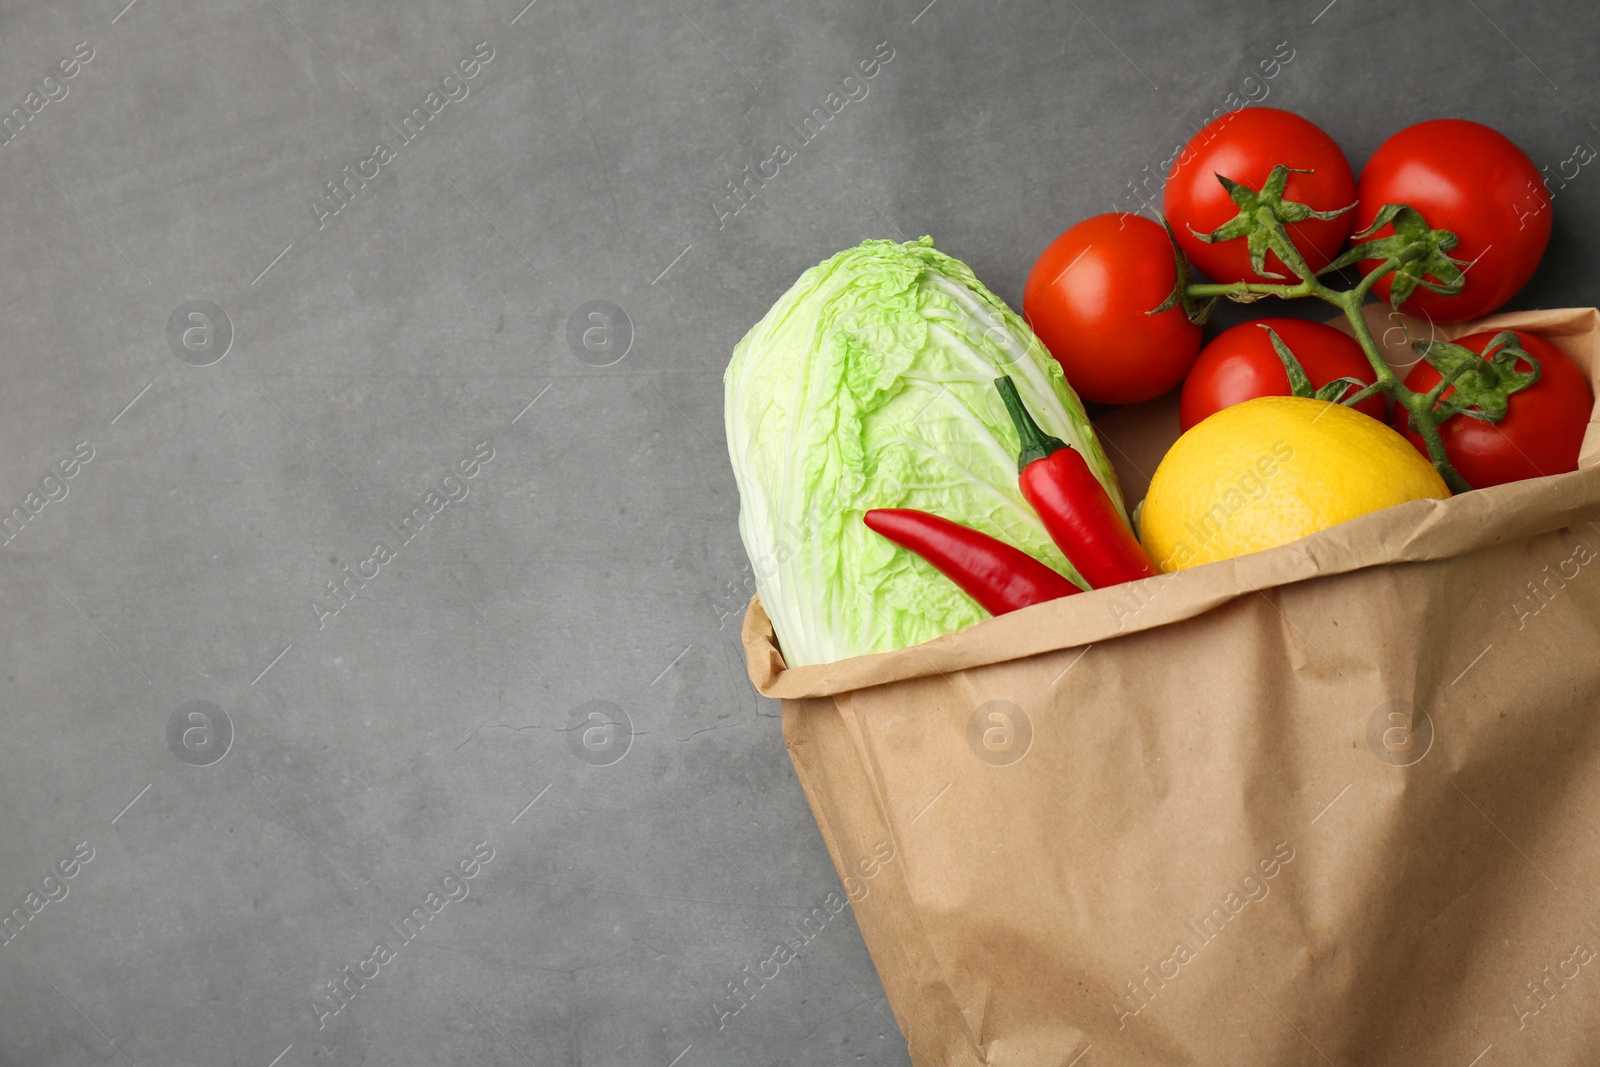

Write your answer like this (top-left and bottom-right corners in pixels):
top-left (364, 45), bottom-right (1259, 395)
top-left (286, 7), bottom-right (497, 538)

top-left (1354, 119), bottom-right (1550, 323)
top-left (1024, 214), bottom-right (1201, 405)
top-left (1163, 107), bottom-right (1356, 284)
top-left (1393, 331), bottom-right (1590, 488)
top-left (1179, 318), bottom-right (1384, 431)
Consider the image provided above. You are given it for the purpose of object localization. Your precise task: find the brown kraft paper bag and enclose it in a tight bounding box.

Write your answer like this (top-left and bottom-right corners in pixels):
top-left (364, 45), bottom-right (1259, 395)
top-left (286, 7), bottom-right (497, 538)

top-left (742, 306), bottom-right (1600, 1066)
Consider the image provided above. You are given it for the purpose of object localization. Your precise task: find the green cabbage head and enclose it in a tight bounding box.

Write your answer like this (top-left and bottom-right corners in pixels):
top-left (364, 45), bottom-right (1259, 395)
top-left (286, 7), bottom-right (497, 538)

top-left (725, 237), bottom-right (1126, 667)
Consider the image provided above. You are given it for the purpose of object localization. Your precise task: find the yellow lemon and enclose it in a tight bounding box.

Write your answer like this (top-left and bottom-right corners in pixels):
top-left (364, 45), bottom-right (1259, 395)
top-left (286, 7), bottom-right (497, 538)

top-left (1140, 396), bottom-right (1449, 572)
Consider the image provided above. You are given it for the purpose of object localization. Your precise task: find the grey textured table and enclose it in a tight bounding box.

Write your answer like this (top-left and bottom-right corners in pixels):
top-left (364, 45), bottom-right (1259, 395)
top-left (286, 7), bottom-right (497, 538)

top-left (1, 0), bottom-right (1595, 1064)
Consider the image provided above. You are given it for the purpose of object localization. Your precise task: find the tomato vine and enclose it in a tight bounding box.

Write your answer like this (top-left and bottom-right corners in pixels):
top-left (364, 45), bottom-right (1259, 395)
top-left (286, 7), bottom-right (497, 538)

top-left (1152, 164), bottom-right (1542, 495)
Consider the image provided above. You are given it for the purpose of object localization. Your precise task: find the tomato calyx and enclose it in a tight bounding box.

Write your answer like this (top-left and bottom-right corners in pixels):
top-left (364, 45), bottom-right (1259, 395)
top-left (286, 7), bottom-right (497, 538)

top-left (1260, 324), bottom-right (1369, 405)
top-left (1408, 330), bottom-right (1542, 428)
top-left (1188, 165), bottom-right (1356, 281)
top-left (1149, 213), bottom-right (1218, 325)
top-left (1325, 204), bottom-right (1466, 307)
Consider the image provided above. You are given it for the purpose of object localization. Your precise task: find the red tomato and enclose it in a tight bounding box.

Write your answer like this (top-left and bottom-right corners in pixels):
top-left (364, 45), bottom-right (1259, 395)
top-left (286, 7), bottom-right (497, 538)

top-left (1163, 108), bottom-right (1356, 284)
top-left (1023, 214), bottom-right (1201, 405)
top-left (1179, 318), bottom-right (1385, 431)
top-left (1355, 119), bottom-right (1551, 323)
top-left (1393, 330), bottom-right (1590, 488)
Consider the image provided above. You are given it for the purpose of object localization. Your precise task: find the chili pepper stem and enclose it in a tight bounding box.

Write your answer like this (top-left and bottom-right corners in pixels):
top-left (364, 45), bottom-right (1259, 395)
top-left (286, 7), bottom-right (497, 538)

top-left (993, 376), bottom-right (1068, 469)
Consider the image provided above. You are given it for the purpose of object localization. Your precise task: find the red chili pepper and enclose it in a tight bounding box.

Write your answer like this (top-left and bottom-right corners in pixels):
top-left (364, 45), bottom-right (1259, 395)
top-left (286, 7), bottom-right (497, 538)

top-left (994, 376), bottom-right (1157, 588)
top-left (863, 508), bottom-right (1081, 616)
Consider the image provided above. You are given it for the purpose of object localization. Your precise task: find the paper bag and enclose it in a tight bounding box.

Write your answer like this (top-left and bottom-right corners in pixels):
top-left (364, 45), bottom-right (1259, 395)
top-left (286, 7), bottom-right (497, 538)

top-left (742, 307), bottom-right (1600, 1066)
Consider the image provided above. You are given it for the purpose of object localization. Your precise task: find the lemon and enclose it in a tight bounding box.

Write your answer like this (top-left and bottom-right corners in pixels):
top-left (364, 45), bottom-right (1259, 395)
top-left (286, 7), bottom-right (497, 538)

top-left (1140, 396), bottom-right (1450, 572)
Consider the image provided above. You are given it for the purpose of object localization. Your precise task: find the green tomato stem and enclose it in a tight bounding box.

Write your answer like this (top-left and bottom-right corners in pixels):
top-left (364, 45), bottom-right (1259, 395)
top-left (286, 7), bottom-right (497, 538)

top-left (1184, 282), bottom-right (1314, 299)
top-left (1399, 389), bottom-right (1473, 494)
top-left (1340, 381), bottom-right (1387, 408)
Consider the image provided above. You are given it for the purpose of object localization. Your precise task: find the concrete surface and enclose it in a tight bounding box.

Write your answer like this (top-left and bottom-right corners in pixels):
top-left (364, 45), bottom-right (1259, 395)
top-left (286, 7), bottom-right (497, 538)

top-left (0, 0), bottom-right (1596, 1063)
